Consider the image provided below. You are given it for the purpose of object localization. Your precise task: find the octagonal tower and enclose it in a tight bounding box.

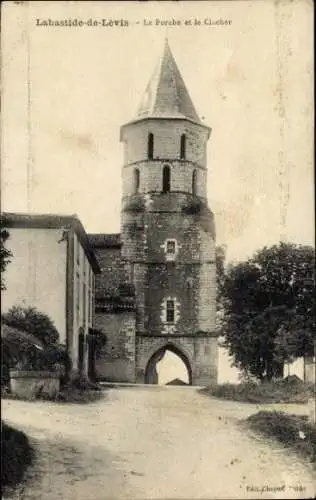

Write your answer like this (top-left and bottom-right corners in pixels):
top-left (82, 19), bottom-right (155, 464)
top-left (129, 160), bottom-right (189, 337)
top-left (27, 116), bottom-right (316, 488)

top-left (120, 39), bottom-right (217, 385)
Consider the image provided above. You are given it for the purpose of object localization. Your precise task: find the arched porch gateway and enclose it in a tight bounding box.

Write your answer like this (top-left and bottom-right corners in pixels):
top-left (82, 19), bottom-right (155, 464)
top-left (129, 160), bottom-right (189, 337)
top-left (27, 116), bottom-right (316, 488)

top-left (144, 343), bottom-right (193, 385)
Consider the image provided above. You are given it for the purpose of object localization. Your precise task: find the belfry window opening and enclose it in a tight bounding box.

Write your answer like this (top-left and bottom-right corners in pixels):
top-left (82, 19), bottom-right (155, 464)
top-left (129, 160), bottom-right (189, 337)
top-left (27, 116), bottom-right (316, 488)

top-left (162, 165), bottom-right (171, 193)
top-left (134, 168), bottom-right (140, 194)
top-left (166, 300), bottom-right (175, 323)
top-left (192, 169), bottom-right (197, 195)
top-left (180, 134), bottom-right (186, 160)
top-left (148, 133), bottom-right (154, 160)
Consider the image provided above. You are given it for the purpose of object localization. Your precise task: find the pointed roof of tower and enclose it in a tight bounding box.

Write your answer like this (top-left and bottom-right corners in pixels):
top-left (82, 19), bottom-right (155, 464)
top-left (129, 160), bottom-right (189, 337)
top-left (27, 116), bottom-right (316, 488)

top-left (136, 38), bottom-right (202, 125)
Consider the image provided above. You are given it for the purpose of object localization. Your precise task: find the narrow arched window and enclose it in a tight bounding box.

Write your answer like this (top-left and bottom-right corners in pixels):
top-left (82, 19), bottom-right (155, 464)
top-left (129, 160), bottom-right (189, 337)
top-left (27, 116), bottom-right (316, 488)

top-left (180, 134), bottom-right (186, 159)
top-left (162, 165), bottom-right (171, 193)
top-left (133, 168), bottom-right (140, 194)
top-left (148, 133), bottom-right (154, 159)
top-left (192, 169), bottom-right (197, 195)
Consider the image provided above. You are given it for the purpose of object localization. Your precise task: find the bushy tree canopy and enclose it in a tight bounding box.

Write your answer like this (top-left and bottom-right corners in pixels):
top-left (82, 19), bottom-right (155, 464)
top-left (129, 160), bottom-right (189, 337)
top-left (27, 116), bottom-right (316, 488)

top-left (0, 224), bottom-right (12, 290)
top-left (221, 243), bottom-right (315, 381)
top-left (2, 306), bottom-right (59, 346)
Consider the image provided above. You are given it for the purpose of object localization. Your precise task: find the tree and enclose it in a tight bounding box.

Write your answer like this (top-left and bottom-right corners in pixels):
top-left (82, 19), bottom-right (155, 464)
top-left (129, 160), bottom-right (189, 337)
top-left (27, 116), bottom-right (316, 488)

top-left (1, 224), bottom-right (12, 290)
top-left (2, 306), bottom-right (59, 346)
top-left (215, 244), bottom-right (226, 301)
top-left (221, 242), bottom-right (315, 381)
top-left (215, 244), bottom-right (227, 333)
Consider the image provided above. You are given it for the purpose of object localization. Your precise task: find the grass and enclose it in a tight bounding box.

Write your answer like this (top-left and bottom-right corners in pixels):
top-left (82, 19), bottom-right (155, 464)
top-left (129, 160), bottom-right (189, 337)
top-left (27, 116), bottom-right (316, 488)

top-left (55, 375), bottom-right (104, 403)
top-left (56, 383), bottom-right (104, 404)
top-left (200, 378), bottom-right (315, 404)
top-left (1, 421), bottom-right (34, 495)
top-left (246, 411), bottom-right (316, 463)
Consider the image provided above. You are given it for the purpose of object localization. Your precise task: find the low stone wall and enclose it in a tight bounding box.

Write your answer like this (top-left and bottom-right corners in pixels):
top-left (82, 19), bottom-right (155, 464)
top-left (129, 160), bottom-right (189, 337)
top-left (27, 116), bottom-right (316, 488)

top-left (10, 371), bottom-right (60, 400)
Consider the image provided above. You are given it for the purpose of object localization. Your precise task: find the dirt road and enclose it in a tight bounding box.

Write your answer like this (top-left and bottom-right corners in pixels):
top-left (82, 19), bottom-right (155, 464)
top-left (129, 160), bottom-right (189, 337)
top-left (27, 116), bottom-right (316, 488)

top-left (2, 386), bottom-right (315, 499)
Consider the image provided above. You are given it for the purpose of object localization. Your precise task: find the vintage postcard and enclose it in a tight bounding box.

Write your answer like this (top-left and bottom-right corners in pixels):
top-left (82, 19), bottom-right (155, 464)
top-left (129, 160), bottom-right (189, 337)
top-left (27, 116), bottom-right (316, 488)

top-left (1, 1), bottom-right (314, 499)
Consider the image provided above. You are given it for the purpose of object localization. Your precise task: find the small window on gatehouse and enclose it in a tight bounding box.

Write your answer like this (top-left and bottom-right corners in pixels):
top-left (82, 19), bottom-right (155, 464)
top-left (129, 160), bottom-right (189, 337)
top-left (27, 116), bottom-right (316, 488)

top-left (166, 300), bottom-right (175, 323)
top-left (166, 240), bottom-right (176, 254)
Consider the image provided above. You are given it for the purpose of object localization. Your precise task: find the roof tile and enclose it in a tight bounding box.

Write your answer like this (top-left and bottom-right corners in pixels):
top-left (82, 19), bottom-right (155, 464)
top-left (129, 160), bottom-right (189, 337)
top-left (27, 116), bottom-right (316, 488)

top-left (136, 39), bottom-right (202, 124)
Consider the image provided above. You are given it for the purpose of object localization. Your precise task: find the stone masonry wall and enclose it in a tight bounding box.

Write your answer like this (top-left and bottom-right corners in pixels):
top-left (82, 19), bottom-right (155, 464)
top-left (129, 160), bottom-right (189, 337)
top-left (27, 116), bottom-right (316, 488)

top-left (93, 246), bottom-right (130, 296)
top-left (121, 118), bottom-right (210, 199)
top-left (193, 337), bottom-right (218, 386)
top-left (94, 311), bottom-right (136, 382)
top-left (118, 111), bottom-right (217, 385)
top-left (135, 336), bottom-right (195, 383)
top-left (120, 180), bottom-right (217, 385)
top-left (121, 118), bottom-right (210, 167)
top-left (122, 161), bottom-right (207, 198)
top-left (121, 197), bottom-right (216, 263)
top-left (136, 336), bottom-right (218, 386)
top-left (121, 201), bottom-right (216, 337)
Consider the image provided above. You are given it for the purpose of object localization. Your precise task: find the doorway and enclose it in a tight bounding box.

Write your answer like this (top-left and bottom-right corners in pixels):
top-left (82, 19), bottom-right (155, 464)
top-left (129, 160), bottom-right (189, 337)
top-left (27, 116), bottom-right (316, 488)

top-left (145, 344), bottom-right (192, 385)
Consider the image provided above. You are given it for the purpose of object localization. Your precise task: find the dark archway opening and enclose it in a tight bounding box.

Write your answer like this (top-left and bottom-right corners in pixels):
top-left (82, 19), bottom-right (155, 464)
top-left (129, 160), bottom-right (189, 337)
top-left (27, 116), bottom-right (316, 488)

top-left (145, 344), bottom-right (192, 385)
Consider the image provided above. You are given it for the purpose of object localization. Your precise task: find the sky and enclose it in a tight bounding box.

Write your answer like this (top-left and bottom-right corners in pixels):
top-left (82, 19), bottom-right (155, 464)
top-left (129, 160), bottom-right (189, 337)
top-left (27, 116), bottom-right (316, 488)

top-left (1, 0), bottom-right (314, 263)
top-left (157, 351), bottom-right (189, 385)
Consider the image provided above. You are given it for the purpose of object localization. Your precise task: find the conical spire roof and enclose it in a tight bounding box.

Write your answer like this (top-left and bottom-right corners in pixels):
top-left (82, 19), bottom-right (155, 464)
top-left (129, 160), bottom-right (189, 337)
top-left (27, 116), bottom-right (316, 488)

top-left (136, 39), bottom-right (202, 124)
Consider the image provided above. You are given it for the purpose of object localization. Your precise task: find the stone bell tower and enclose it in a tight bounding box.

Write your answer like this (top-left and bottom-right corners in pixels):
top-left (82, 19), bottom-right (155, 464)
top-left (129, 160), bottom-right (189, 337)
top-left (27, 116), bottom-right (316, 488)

top-left (120, 39), bottom-right (218, 386)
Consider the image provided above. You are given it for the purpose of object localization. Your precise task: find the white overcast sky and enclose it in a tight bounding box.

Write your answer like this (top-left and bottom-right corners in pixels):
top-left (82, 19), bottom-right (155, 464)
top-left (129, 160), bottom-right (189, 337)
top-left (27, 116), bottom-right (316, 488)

top-left (1, 0), bottom-right (314, 262)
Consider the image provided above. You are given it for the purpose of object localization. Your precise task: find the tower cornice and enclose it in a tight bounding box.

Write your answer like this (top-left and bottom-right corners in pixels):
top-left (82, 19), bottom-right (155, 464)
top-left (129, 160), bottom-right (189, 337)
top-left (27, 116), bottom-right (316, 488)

top-left (121, 159), bottom-right (208, 172)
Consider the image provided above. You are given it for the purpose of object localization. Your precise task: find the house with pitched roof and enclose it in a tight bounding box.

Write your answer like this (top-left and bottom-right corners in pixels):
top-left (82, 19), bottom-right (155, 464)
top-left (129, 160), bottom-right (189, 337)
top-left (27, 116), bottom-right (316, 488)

top-left (2, 212), bottom-right (100, 376)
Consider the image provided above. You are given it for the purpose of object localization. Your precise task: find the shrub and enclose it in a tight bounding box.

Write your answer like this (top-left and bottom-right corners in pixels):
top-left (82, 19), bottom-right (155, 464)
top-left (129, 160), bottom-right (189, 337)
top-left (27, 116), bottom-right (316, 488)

top-left (55, 375), bottom-right (103, 404)
top-left (181, 199), bottom-right (203, 215)
top-left (11, 343), bottom-right (72, 376)
top-left (1, 421), bottom-right (34, 492)
top-left (69, 374), bottom-right (102, 391)
top-left (2, 307), bottom-right (72, 384)
top-left (41, 343), bottom-right (72, 376)
top-left (88, 328), bottom-right (107, 360)
top-left (0, 225), bottom-right (12, 290)
top-left (1, 325), bottom-right (46, 387)
top-left (2, 306), bottom-right (59, 346)
top-left (123, 197), bottom-right (145, 213)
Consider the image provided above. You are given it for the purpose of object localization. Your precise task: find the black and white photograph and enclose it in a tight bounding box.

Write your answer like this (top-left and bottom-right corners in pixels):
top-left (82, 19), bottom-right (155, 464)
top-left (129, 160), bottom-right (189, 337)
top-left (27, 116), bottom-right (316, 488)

top-left (1, 1), bottom-right (315, 499)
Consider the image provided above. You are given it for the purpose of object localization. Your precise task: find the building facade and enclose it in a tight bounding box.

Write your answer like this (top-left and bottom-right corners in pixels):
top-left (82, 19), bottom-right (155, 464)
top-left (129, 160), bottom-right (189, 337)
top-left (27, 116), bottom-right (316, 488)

top-left (89, 40), bottom-right (218, 385)
top-left (2, 213), bottom-right (100, 375)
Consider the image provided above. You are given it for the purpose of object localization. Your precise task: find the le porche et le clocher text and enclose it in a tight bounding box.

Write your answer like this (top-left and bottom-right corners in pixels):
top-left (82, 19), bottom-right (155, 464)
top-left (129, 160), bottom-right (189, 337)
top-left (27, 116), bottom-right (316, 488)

top-left (35, 17), bottom-right (232, 27)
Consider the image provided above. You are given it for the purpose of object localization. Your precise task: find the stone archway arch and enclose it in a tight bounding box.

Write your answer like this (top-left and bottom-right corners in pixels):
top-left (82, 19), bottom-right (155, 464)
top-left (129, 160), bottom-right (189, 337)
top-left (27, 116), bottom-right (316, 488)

top-left (144, 342), bottom-right (193, 385)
